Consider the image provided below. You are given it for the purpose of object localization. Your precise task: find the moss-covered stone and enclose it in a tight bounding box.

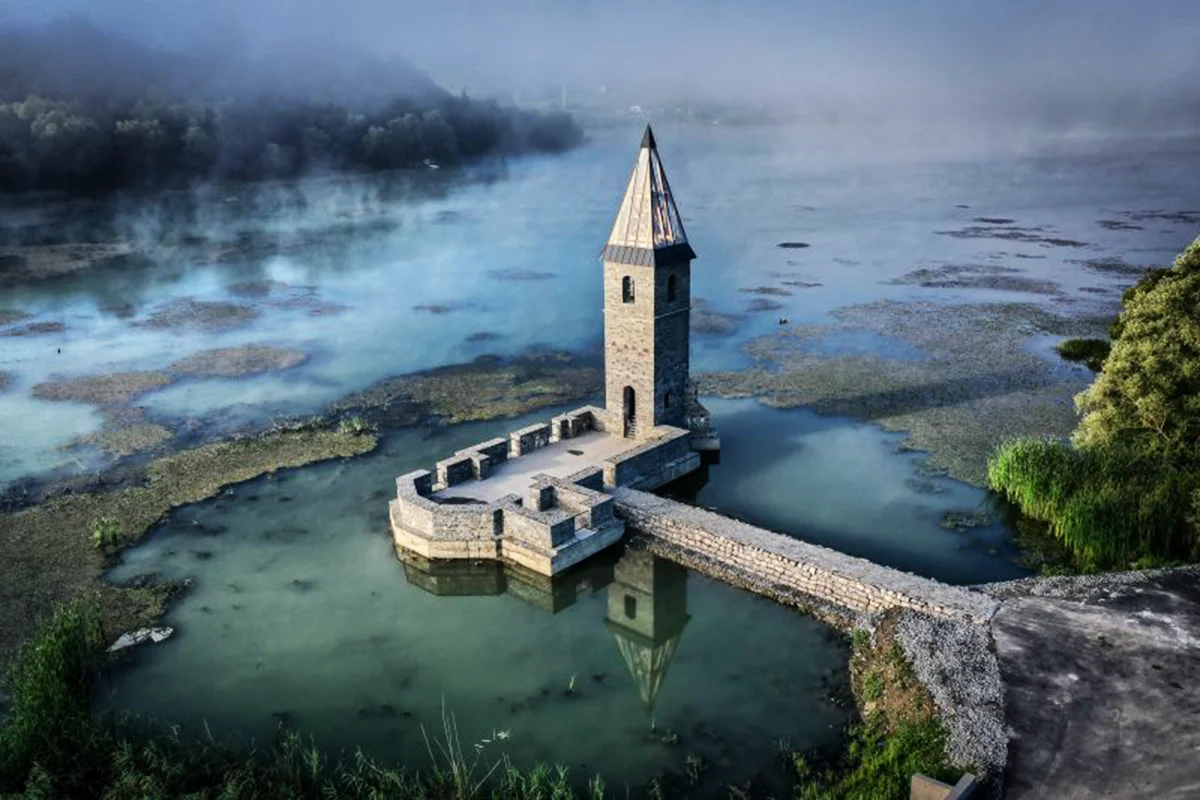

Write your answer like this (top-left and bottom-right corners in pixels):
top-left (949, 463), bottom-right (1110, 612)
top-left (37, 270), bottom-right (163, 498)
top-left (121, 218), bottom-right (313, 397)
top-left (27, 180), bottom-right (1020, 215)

top-left (0, 426), bottom-right (377, 670)
top-left (32, 372), bottom-right (173, 406)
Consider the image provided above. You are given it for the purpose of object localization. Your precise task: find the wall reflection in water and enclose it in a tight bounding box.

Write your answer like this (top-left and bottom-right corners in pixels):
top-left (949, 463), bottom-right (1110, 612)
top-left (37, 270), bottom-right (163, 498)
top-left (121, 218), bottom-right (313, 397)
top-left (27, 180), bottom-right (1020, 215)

top-left (398, 546), bottom-right (689, 721)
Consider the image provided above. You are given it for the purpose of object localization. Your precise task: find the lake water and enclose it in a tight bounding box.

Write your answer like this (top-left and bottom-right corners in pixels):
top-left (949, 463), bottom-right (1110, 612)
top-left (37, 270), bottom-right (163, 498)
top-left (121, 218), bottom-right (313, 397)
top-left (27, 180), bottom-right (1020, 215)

top-left (5, 121), bottom-right (1200, 789)
top-left (101, 413), bottom-right (854, 794)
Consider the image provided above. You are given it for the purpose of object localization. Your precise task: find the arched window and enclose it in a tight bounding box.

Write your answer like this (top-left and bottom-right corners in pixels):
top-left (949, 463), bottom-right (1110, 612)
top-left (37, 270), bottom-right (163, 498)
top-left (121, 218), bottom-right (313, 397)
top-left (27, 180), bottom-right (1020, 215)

top-left (623, 386), bottom-right (636, 422)
top-left (622, 275), bottom-right (635, 303)
top-left (667, 273), bottom-right (677, 302)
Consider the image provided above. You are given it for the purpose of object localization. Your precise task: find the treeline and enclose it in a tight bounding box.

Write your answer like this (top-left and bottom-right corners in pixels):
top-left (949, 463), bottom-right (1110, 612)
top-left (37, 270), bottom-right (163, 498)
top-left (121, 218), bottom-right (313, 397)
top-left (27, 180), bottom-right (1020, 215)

top-left (0, 95), bottom-right (582, 194)
top-left (0, 20), bottom-right (583, 195)
top-left (989, 236), bottom-right (1200, 571)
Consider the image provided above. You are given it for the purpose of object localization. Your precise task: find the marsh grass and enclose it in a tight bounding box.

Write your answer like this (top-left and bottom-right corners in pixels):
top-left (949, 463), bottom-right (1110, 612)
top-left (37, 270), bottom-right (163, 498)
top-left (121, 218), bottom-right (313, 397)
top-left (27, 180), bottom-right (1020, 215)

top-left (1054, 338), bottom-right (1110, 372)
top-left (988, 438), bottom-right (1199, 570)
top-left (90, 516), bottom-right (120, 549)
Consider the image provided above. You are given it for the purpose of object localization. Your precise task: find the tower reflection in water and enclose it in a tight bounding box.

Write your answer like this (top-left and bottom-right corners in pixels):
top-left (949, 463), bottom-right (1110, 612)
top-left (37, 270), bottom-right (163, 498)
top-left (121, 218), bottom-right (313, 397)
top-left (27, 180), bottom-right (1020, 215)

top-left (397, 545), bottom-right (689, 725)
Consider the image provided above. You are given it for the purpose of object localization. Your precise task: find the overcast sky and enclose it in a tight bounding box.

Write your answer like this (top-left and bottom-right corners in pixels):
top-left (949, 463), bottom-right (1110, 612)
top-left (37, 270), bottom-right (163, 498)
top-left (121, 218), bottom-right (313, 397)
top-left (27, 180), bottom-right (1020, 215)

top-left (2, 0), bottom-right (1198, 122)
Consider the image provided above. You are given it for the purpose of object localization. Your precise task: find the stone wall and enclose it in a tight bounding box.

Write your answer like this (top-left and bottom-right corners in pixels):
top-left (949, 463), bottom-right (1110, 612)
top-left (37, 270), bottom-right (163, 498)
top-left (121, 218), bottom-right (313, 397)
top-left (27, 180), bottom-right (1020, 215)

top-left (510, 422), bottom-right (552, 457)
top-left (603, 426), bottom-right (693, 488)
top-left (614, 488), bottom-right (999, 625)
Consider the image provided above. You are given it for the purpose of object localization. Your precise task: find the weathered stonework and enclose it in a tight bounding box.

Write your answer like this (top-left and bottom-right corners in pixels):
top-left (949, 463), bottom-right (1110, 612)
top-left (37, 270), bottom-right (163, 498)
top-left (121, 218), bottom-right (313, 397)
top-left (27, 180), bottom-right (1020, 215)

top-left (613, 487), bottom-right (1000, 625)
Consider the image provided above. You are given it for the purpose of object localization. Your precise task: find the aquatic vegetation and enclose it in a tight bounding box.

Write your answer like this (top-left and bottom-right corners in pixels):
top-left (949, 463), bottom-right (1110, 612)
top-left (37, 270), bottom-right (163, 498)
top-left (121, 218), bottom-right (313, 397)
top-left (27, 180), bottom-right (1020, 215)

top-left (934, 224), bottom-right (1087, 248)
top-left (745, 298), bottom-right (785, 312)
top-left (486, 269), bottom-right (557, 281)
top-left (1054, 338), bottom-right (1109, 372)
top-left (0, 320), bottom-right (66, 337)
top-left (1096, 219), bottom-right (1143, 231)
top-left (739, 286), bottom-right (792, 296)
top-left (0, 243), bottom-right (135, 285)
top-left (697, 300), bottom-right (1105, 484)
top-left (887, 263), bottom-right (1061, 295)
top-left (333, 353), bottom-right (601, 425)
top-left (32, 371), bottom-right (172, 406)
top-left (777, 242), bottom-right (810, 248)
top-left (66, 421), bottom-right (173, 458)
top-left (0, 310), bottom-right (31, 326)
top-left (168, 345), bottom-right (308, 379)
top-left (689, 298), bottom-right (742, 337)
top-left (1071, 256), bottom-right (1147, 277)
top-left (465, 331), bottom-right (502, 343)
top-left (971, 217), bottom-right (1016, 225)
top-left (0, 426), bottom-right (377, 670)
top-left (138, 298), bottom-right (260, 332)
top-left (0, 372), bottom-right (10, 392)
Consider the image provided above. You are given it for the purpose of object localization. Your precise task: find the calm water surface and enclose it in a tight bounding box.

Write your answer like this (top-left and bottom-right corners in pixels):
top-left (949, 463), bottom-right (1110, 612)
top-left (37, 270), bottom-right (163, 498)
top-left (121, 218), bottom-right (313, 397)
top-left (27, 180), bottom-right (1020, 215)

top-left (4, 122), bottom-right (1199, 787)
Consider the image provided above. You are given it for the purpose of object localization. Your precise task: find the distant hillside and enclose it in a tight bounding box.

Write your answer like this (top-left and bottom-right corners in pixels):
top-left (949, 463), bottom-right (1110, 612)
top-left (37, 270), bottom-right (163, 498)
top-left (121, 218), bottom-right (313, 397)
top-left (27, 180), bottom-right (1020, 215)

top-left (0, 18), bottom-right (583, 195)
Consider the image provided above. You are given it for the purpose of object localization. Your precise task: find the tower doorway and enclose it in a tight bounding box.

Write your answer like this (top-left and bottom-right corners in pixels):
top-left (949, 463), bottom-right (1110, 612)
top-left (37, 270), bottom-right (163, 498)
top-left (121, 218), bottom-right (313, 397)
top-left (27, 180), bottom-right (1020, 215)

top-left (623, 386), bottom-right (636, 438)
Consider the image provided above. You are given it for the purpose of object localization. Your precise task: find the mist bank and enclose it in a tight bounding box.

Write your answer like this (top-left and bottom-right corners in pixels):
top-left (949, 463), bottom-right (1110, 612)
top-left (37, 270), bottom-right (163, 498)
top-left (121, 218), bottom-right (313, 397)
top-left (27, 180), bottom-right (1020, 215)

top-left (0, 19), bottom-right (583, 197)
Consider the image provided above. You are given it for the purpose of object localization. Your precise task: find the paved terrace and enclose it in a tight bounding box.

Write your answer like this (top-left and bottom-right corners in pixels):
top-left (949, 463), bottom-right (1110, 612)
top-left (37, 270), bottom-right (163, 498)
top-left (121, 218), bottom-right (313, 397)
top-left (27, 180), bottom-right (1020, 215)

top-left (434, 430), bottom-right (638, 502)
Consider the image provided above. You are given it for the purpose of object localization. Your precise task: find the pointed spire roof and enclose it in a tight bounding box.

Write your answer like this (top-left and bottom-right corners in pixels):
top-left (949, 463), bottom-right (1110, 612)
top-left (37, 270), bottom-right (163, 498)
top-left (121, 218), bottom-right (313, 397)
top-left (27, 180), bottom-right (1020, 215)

top-left (600, 124), bottom-right (696, 267)
top-left (609, 624), bottom-right (686, 716)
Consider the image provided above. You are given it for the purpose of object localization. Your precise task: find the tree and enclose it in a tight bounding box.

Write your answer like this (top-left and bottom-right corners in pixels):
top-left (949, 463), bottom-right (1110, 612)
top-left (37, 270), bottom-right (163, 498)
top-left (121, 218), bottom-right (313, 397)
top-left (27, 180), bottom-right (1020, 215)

top-left (1074, 237), bottom-right (1200, 466)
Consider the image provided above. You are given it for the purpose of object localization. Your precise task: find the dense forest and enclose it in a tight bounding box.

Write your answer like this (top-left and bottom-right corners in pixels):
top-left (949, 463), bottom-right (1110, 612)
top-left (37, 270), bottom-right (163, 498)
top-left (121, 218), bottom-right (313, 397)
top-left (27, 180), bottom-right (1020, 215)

top-left (0, 19), bottom-right (583, 195)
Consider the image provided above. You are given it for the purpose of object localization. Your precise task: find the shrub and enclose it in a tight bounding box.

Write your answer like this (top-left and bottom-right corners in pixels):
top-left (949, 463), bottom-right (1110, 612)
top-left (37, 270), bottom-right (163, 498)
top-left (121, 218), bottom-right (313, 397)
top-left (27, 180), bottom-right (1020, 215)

top-left (1054, 338), bottom-right (1110, 372)
top-left (91, 516), bottom-right (120, 549)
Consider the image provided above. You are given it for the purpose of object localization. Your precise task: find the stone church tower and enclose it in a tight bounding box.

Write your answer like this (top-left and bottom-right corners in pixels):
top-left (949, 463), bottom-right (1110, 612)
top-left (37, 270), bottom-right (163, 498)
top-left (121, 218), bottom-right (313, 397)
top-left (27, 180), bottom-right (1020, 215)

top-left (601, 125), bottom-right (696, 439)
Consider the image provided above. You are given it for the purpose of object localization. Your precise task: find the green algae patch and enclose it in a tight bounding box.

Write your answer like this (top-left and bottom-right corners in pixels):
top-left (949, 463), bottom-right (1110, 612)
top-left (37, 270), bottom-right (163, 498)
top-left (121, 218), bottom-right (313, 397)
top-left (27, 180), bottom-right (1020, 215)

top-left (138, 299), bottom-right (260, 332)
top-left (0, 426), bottom-right (377, 671)
top-left (697, 300), bottom-right (1110, 485)
top-left (334, 352), bottom-right (602, 425)
top-left (168, 345), bottom-right (308, 378)
top-left (32, 372), bottom-right (173, 406)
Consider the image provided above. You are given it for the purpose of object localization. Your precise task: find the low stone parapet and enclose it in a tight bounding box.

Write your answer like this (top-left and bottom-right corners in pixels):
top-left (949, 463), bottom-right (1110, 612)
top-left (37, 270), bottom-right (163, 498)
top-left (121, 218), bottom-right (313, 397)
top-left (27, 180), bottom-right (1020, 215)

top-left (614, 488), bottom-right (999, 625)
top-left (603, 426), bottom-right (693, 488)
top-left (509, 422), bottom-right (552, 457)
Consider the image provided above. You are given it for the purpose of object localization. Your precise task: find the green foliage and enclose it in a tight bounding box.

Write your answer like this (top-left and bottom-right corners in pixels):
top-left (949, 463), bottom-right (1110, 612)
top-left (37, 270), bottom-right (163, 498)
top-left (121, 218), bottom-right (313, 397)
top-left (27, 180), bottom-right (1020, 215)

top-left (849, 629), bottom-right (869, 650)
top-left (90, 516), bottom-right (120, 549)
top-left (0, 600), bottom-right (106, 793)
top-left (990, 236), bottom-right (1200, 572)
top-left (791, 714), bottom-right (957, 800)
top-left (1054, 338), bottom-right (1110, 372)
top-left (988, 437), bottom-right (1200, 570)
top-left (1076, 238), bottom-right (1200, 466)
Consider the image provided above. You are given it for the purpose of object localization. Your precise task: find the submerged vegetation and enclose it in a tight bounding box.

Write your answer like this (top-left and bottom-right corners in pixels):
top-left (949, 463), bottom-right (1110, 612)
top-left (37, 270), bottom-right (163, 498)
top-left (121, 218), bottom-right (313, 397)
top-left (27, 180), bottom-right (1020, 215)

top-left (989, 237), bottom-right (1200, 571)
top-left (0, 21), bottom-right (582, 196)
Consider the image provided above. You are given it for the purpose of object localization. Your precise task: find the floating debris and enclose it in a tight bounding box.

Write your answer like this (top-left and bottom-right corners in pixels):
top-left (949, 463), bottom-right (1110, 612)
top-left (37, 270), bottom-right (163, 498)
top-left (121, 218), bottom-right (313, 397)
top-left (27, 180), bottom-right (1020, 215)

top-left (109, 627), bottom-right (174, 652)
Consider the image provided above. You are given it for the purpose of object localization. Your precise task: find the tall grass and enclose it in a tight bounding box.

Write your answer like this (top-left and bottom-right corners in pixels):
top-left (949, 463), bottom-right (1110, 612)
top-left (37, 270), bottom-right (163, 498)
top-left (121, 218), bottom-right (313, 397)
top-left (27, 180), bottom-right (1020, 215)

top-left (988, 437), bottom-right (1200, 570)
